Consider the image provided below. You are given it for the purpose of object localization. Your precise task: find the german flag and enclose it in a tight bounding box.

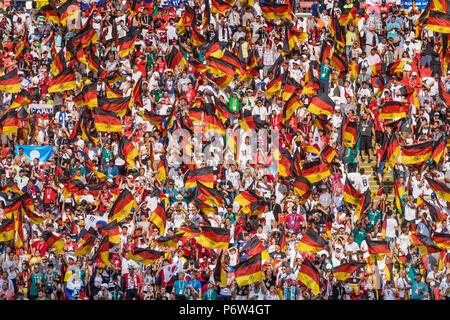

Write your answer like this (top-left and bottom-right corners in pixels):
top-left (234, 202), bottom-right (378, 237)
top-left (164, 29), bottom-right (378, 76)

top-left (0, 219), bottom-right (15, 242)
top-left (207, 56), bottom-right (237, 77)
top-left (48, 68), bottom-right (76, 93)
top-left (409, 234), bottom-right (443, 256)
top-left (426, 177), bottom-right (450, 202)
top-left (401, 140), bottom-right (433, 165)
top-left (281, 95), bottom-right (303, 125)
top-left (0, 110), bottom-right (19, 135)
top-left (151, 234), bottom-right (184, 248)
top-left (301, 160), bottom-right (332, 184)
top-left (74, 228), bottom-right (97, 256)
top-left (118, 136), bottom-right (139, 170)
top-left (82, 83), bottom-right (98, 109)
top-left (321, 145), bottom-right (337, 163)
top-left (301, 77), bottom-right (320, 96)
top-left (260, 2), bottom-right (291, 20)
top-left (141, 110), bottom-right (167, 127)
top-left (212, 75), bottom-right (234, 90)
top-left (197, 226), bottom-right (230, 250)
top-left (93, 107), bottom-right (123, 132)
top-left (297, 258), bottom-right (320, 295)
top-left (177, 5), bottom-right (195, 35)
top-left (98, 97), bottom-right (130, 117)
top-left (277, 149), bottom-right (294, 177)
top-left (3, 184), bottom-right (24, 197)
top-left (0, 69), bottom-right (21, 93)
top-left (61, 179), bottom-right (85, 198)
top-left (239, 115), bottom-right (266, 131)
top-left (344, 177), bottom-right (362, 206)
top-left (184, 166), bottom-right (215, 190)
top-left (93, 234), bottom-right (111, 267)
top-left (421, 197), bottom-right (448, 222)
top-left (87, 45), bottom-right (101, 74)
top-left (11, 89), bottom-right (34, 109)
top-left (203, 113), bottom-right (226, 135)
top-left (355, 188), bottom-right (372, 222)
top-left (150, 203), bottom-right (166, 236)
top-left (129, 247), bottom-right (165, 265)
top-left (177, 224), bottom-right (201, 238)
top-left (426, 10), bottom-right (450, 33)
top-left (297, 229), bottom-right (327, 253)
top-left (190, 24), bottom-right (206, 47)
top-left (241, 236), bottom-right (270, 260)
top-left (109, 189), bottom-right (137, 222)
top-left (333, 262), bottom-right (365, 281)
top-left (50, 48), bottom-right (66, 76)
top-left (366, 239), bottom-right (390, 263)
top-left (330, 53), bottom-right (348, 78)
top-left (319, 41), bottom-right (333, 63)
top-left (431, 135), bottom-right (446, 165)
top-left (41, 4), bottom-right (59, 24)
top-left (194, 182), bottom-right (225, 207)
top-left (20, 194), bottom-right (46, 225)
top-left (234, 254), bottom-right (265, 286)
top-left (100, 220), bottom-right (120, 244)
top-left (388, 60), bottom-right (406, 75)
top-left (293, 176), bottom-right (312, 202)
top-left (381, 134), bottom-right (401, 169)
top-left (189, 58), bottom-right (208, 74)
top-left (74, 23), bottom-right (98, 48)
top-left (342, 118), bottom-right (358, 148)
top-left (211, 0), bottom-right (232, 14)
top-left (205, 42), bottom-right (223, 59)
top-left (105, 82), bottom-right (123, 99)
top-left (131, 78), bottom-right (143, 108)
top-left (57, 0), bottom-right (80, 26)
top-left (246, 199), bottom-right (267, 217)
top-left (41, 231), bottom-right (66, 254)
top-left (234, 189), bottom-right (262, 213)
top-left (307, 94), bottom-right (335, 116)
top-left (432, 233), bottom-right (450, 250)
top-left (264, 71), bottom-right (282, 97)
top-left (214, 250), bottom-right (228, 286)
top-left (282, 77), bottom-right (300, 101)
top-left (156, 155), bottom-right (167, 182)
top-left (4, 197), bottom-right (23, 220)
top-left (194, 198), bottom-right (218, 216)
top-left (379, 101), bottom-right (409, 120)
top-left (118, 32), bottom-right (138, 58)
top-left (166, 46), bottom-right (187, 71)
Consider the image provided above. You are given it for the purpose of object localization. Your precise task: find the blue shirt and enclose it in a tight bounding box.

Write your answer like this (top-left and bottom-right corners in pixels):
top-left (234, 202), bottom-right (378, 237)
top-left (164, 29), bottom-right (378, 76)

top-left (411, 280), bottom-right (428, 300)
top-left (189, 279), bottom-right (202, 294)
top-left (174, 280), bottom-right (188, 296)
top-left (417, 221), bottom-right (430, 237)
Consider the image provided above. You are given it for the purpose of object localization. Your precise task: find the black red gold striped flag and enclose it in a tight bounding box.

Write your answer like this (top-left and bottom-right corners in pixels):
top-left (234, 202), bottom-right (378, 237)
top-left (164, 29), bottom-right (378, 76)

top-left (177, 5), bottom-right (195, 35)
top-left (234, 189), bottom-right (265, 214)
top-left (203, 113), bottom-right (226, 135)
top-left (214, 250), bottom-right (228, 286)
top-left (401, 140), bottom-right (433, 164)
top-left (321, 145), bottom-right (337, 163)
top-left (51, 48), bottom-right (66, 76)
top-left (426, 177), bottom-right (450, 202)
top-left (177, 224), bottom-right (201, 238)
top-left (381, 133), bottom-right (401, 169)
top-left (118, 32), bottom-right (138, 58)
top-left (260, 2), bottom-right (291, 20)
top-left (343, 118), bottom-right (358, 148)
top-left (141, 110), bottom-right (167, 127)
top-left (431, 135), bottom-right (446, 164)
top-left (426, 10), bottom-right (450, 33)
top-left (293, 176), bottom-right (312, 203)
top-left (330, 53), bottom-right (348, 78)
top-left (297, 228), bottom-right (327, 253)
top-left (11, 89), bottom-right (34, 109)
top-left (281, 94), bottom-right (303, 125)
top-left (211, 0), bottom-right (232, 14)
top-left (193, 182), bottom-right (225, 207)
top-left (41, 4), bottom-right (59, 24)
top-left (109, 189), bottom-right (137, 222)
top-left (241, 236), bottom-right (270, 260)
top-left (308, 93), bottom-right (335, 116)
top-left (297, 258), bottom-right (320, 295)
top-left (0, 69), bottom-right (21, 93)
top-left (156, 155), bottom-right (167, 182)
top-left (74, 227), bottom-right (97, 256)
top-left (87, 45), bottom-right (101, 74)
top-left (344, 177), bottom-right (362, 206)
top-left (239, 115), bottom-right (266, 131)
top-left (379, 101), bottom-right (409, 119)
top-left (118, 136), bottom-right (139, 170)
top-left (98, 96), bottom-right (130, 117)
top-left (82, 83), bottom-right (98, 109)
top-left (150, 202), bottom-right (166, 236)
top-left (205, 42), bottom-right (223, 59)
top-left (93, 107), bottom-right (123, 132)
top-left (355, 188), bottom-right (372, 222)
top-left (129, 247), bottom-right (165, 265)
top-left (93, 234), bottom-right (111, 267)
top-left (184, 166), bottom-right (215, 190)
top-left (333, 262), bottom-right (366, 281)
top-left (151, 233), bottom-right (184, 248)
top-left (190, 24), bottom-right (206, 47)
top-left (57, 0), bottom-right (80, 26)
top-left (166, 46), bottom-right (187, 71)
top-left (0, 219), bottom-right (15, 242)
top-left (105, 82), bottom-right (123, 99)
top-left (264, 70), bottom-right (282, 97)
top-left (0, 110), bottom-right (19, 135)
top-left (41, 231), bottom-right (66, 254)
top-left (366, 239), bottom-right (390, 263)
top-left (432, 232), bottom-right (450, 250)
top-left (234, 253), bottom-right (265, 286)
top-left (73, 23), bottom-right (98, 48)
top-left (207, 56), bottom-right (237, 77)
top-left (421, 197), bottom-right (448, 222)
top-left (282, 77), bottom-right (300, 101)
top-left (48, 68), bottom-right (77, 93)
top-left (131, 78), bottom-right (143, 108)
top-left (277, 149), bottom-right (295, 177)
top-left (100, 219), bottom-right (120, 244)
top-left (409, 234), bottom-right (443, 256)
top-left (20, 193), bottom-right (46, 225)
top-left (301, 160), bottom-right (332, 184)
top-left (197, 226), bottom-right (230, 250)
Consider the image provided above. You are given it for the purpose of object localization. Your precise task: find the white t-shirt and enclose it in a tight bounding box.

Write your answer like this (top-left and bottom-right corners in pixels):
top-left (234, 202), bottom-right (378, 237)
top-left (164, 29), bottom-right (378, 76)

top-left (385, 217), bottom-right (398, 238)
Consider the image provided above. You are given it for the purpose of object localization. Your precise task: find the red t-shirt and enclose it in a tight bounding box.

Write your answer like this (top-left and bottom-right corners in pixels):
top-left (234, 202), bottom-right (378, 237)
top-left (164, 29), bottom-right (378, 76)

top-left (32, 241), bottom-right (48, 257)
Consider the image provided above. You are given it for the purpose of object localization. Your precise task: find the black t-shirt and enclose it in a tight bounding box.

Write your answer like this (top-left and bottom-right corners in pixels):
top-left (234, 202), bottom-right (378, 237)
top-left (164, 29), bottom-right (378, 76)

top-left (431, 51), bottom-right (441, 67)
top-left (270, 251), bottom-right (286, 260)
top-left (360, 120), bottom-right (374, 137)
top-left (263, 275), bottom-right (276, 291)
top-left (236, 285), bottom-right (248, 296)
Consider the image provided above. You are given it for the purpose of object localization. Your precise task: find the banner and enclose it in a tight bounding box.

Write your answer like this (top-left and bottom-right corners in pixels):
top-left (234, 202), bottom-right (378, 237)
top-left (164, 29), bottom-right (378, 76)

top-left (28, 103), bottom-right (54, 115)
top-left (15, 145), bottom-right (53, 163)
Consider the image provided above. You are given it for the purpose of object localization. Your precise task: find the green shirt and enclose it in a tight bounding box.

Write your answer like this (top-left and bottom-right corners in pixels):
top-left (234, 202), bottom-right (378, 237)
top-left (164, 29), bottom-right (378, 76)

top-left (352, 228), bottom-right (367, 246)
top-left (102, 147), bottom-right (113, 164)
top-left (30, 273), bottom-right (45, 296)
top-left (367, 209), bottom-right (381, 228)
top-left (112, 291), bottom-right (125, 300)
top-left (223, 211), bottom-right (236, 224)
top-left (347, 147), bottom-right (358, 164)
top-left (229, 96), bottom-right (240, 112)
top-left (319, 63), bottom-right (333, 81)
top-left (203, 289), bottom-right (218, 300)
top-left (153, 89), bottom-right (163, 102)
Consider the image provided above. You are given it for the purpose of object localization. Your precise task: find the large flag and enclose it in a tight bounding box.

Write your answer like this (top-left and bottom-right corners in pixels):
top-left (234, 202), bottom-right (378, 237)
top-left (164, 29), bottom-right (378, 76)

top-left (211, 0), bottom-right (232, 14)
top-left (297, 259), bottom-right (321, 295)
top-left (333, 262), bottom-right (366, 281)
top-left (214, 250), bottom-right (228, 286)
top-left (307, 94), bottom-right (335, 116)
top-left (426, 177), bottom-right (450, 202)
top-left (431, 135), bottom-right (446, 165)
top-left (193, 182), bottom-right (225, 207)
top-left (420, 197), bottom-right (448, 222)
top-left (151, 234), bottom-right (184, 248)
top-left (0, 111), bottom-right (19, 135)
top-left (93, 107), bottom-right (123, 132)
top-left (128, 247), bottom-right (165, 265)
top-left (432, 232), bottom-right (450, 250)
top-left (57, 0), bottom-right (80, 26)
top-left (379, 101), bottom-right (409, 119)
top-left (234, 253), bottom-right (265, 286)
top-left (241, 236), bottom-right (270, 260)
top-left (109, 189), bottom-right (137, 222)
top-left (260, 1), bottom-right (291, 20)
top-left (177, 224), bottom-right (201, 238)
top-left (427, 10), bottom-right (450, 33)
top-left (366, 239), bottom-right (390, 263)
top-left (48, 68), bottom-right (77, 93)
top-left (74, 228), bottom-right (97, 256)
top-left (11, 89), bottom-right (34, 109)
top-left (15, 145), bottom-right (53, 163)
top-left (118, 136), bottom-right (139, 170)
top-left (234, 189), bottom-right (266, 215)
top-left (0, 69), bottom-right (21, 93)
top-left (342, 118), bottom-right (358, 148)
top-left (239, 115), bottom-right (266, 131)
top-left (166, 46), bottom-right (187, 71)
top-left (0, 219), bottom-right (15, 242)
top-left (401, 140), bottom-right (433, 164)
top-left (118, 32), bottom-right (138, 58)
top-left (98, 97), bottom-right (130, 117)
top-left (82, 83), bottom-right (98, 109)
top-left (150, 203), bottom-right (166, 236)
top-left (297, 229), bottom-right (327, 253)
top-left (93, 235), bottom-right (111, 267)
top-left (301, 160), bottom-right (332, 184)
top-left (41, 231), bottom-right (66, 254)
top-left (381, 134), bottom-right (401, 169)
top-left (184, 166), bottom-right (215, 190)
top-left (321, 145), bottom-right (337, 163)
top-left (409, 234), bottom-right (443, 256)
top-left (100, 220), bottom-right (120, 244)
top-left (281, 94), bottom-right (303, 125)
top-left (343, 177), bottom-right (362, 206)
top-left (197, 226), bottom-right (230, 250)
top-left (277, 149), bottom-right (295, 177)
top-left (293, 176), bottom-right (312, 203)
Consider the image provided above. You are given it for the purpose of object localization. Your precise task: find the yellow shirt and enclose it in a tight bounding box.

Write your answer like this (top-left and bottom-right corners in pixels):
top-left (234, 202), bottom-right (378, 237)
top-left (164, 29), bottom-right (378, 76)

top-left (346, 31), bottom-right (357, 46)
